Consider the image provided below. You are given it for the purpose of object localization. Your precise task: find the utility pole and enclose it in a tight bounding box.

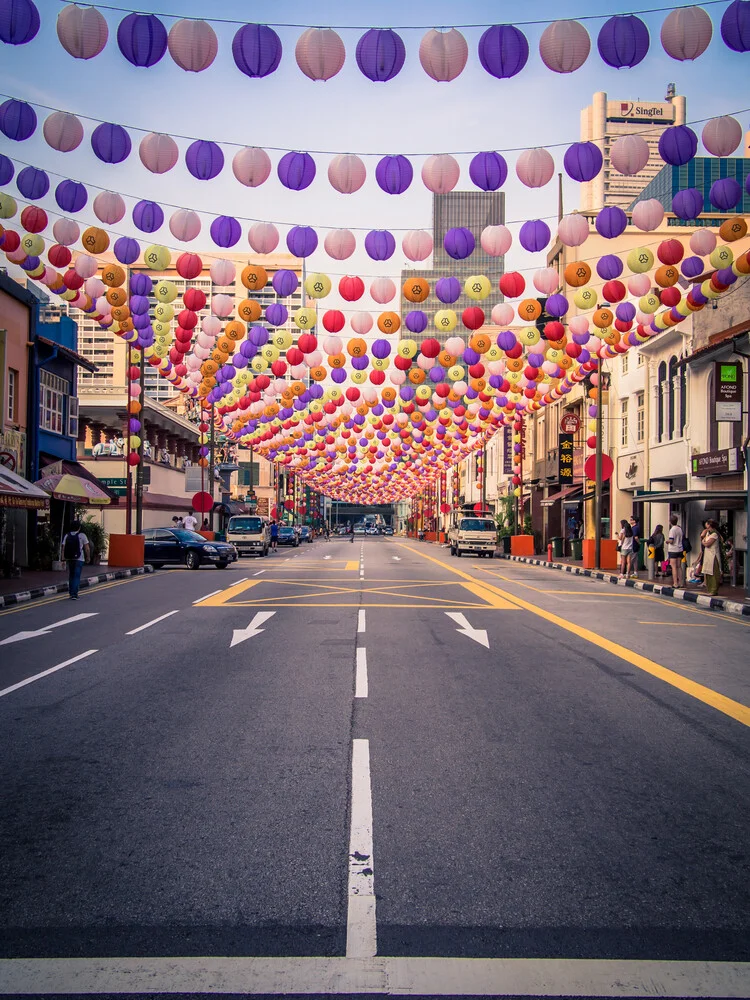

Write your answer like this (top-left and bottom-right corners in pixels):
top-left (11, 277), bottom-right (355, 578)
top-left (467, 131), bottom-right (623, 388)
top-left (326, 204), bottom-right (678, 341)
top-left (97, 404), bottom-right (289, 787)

top-left (125, 343), bottom-right (132, 535)
top-left (481, 437), bottom-right (487, 512)
top-left (209, 402), bottom-right (216, 529)
top-left (135, 349), bottom-right (145, 534)
top-left (594, 361), bottom-right (606, 571)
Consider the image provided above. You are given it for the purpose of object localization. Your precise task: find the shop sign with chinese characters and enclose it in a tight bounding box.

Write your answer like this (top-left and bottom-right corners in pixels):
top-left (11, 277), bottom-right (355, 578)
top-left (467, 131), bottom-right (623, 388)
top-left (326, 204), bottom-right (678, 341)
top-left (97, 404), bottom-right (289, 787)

top-left (558, 434), bottom-right (575, 484)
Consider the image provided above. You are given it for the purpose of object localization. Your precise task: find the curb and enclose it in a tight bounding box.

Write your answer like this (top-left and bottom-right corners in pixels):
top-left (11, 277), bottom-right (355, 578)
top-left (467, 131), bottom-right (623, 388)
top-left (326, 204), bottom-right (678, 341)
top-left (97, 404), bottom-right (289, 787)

top-left (0, 566), bottom-right (154, 609)
top-left (494, 554), bottom-right (750, 618)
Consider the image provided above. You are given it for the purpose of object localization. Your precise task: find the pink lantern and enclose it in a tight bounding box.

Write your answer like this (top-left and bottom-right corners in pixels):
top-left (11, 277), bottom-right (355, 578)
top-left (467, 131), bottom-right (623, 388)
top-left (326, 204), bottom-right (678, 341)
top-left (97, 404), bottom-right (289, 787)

top-left (43, 111), bottom-right (83, 152)
top-left (168, 19), bottom-right (218, 72)
top-left (628, 274), bottom-right (652, 297)
top-left (351, 312), bottom-right (373, 335)
top-left (418, 28), bottom-right (468, 81)
top-left (56, 4), bottom-right (108, 59)
top-left (515, 148), bottom-right (555, 188)
top-left (702, 116), bottom-right (742, 157)
top-left (74, 254), bottom-right (98, 280)
top-left (402, 230), bottom-right (433, 262)
top-left (610, 134), bottom-right (649, 175)
top-left (444, 337), bottom-right (465, 356)
top-left (689, 229), bottom-right (716, 256)
top-left (533, 267), bottom-right (559, 295)
top-left (557, 214), bottom-right (589, 247)
top-left (632, 198), bottom-right (665, 232)
top-left (248, 222), bottom-right (279, 254)
top-left (85, 276), bottom-right (105, 298)
top-left (324, 229), bottom-right (356, 260)
top-left (421, 153), bottom-right (460, 194)
top-left (538, 20), bottom-right (590, 73)
top-left (328, 153), bottom-right (366, 194)
top-left (370, 277), bottom-right (396, 304)
top-left (93, 191), bottom-right (125, 225)
top-left (295, 27), bottom-right (345, 81)
top-left (52, 218), bottom-right (79, 246)
top-left (322, 336), bottom-right (343, 354)
top-left (232, 146), bottom-right (271, 186)
top-left (201, 315), bottom-right (222, 337)
top-left (210, 259), bottom-right (236, 286)
top-left (139, 132), bottom-right (179, 174)
top-left (660, 6), bottom-right (713, 61)
top-left (491, 303), bottom-right (514, 326)
top-left (211, 293), bottom-right (234, 318)
top-left (169, 208), bottom-right (201, 242)
top-left (568, 315), bottom-right (589, 335)
top-left (480, 225), bottom-right (512, 256)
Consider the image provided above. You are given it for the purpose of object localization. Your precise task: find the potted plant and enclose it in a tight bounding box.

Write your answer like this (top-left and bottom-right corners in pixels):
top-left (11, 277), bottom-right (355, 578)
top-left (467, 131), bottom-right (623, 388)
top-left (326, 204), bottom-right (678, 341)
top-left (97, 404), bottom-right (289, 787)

top-left (80, 516), bottom-right (108, 566)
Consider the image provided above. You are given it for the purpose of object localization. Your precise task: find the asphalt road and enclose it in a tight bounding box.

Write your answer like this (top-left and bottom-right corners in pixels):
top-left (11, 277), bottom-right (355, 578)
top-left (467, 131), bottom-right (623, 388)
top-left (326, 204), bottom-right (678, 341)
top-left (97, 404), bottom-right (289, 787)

top-left (0, 537), bottom-right (748, 998)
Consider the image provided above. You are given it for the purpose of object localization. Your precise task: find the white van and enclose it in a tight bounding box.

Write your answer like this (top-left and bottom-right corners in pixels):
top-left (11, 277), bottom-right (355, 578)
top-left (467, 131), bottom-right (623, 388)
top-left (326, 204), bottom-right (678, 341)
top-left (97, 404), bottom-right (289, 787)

top-left (227, 514), bottom-right (270, 557)
top-left (448, 513), bottom-right (497, 558)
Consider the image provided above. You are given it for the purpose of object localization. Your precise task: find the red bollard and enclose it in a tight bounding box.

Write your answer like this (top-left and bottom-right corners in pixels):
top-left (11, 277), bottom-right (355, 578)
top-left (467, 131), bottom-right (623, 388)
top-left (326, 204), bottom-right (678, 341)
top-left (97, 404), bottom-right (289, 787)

top-left (547, 543), bottom-right (553, 562)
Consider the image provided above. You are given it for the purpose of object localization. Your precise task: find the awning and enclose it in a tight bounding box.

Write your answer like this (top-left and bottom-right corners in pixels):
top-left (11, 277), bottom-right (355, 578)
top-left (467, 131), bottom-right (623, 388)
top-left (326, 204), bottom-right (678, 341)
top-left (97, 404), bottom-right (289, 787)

top-left (635, 489), bottom-right (747, 505)
top-left (541, 485), bottom-right (582, 508)
top-left (41, 459), bottom-right (121, 504)
top-left (682, 329), bottom-right (749, 368)
top-left (0, 465), bottom-right (50, 509)
top-left (213, 500), bottom-right (250, 515)
top-left (705, 496), bottom-right (745, 511)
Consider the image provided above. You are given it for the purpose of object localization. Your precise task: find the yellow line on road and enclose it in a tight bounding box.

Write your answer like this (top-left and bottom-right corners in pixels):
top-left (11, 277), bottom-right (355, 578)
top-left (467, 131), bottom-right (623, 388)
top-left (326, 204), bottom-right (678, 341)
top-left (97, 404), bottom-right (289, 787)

top-left (0, 572), bottom-right (155, 616)
top-left (400, 544), bottom-right (750, 729)
top-left (196, 580), bottom-right (259, 606)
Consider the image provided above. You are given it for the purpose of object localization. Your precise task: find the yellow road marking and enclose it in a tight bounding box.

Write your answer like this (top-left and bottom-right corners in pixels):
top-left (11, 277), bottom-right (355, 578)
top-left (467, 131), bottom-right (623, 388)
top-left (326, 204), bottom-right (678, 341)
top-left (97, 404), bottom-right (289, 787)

top-left (196, 580), bottom-right (260, 606)
top-left (460, 582), bottom-right (519, 609)
top-left (399, 544), bottom-right (750, 729)
top-left (0, 572), bottom-right (156, 616)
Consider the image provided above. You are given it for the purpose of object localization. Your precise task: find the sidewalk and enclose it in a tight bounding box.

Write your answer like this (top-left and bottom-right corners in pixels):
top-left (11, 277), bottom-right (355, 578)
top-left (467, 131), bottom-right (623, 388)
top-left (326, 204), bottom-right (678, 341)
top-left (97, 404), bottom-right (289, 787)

top-left (0, 564), bottom-right (153, 608)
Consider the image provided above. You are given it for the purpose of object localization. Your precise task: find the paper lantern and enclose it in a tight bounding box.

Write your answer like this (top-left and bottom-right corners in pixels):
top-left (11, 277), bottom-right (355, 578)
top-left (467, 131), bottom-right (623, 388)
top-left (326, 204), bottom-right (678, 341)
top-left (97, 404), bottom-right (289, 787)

top-left (564, 141), bottom-right (603, 182)
top-left (376, 154), bottom-right (413, 195)
top-left (211, 258), bottom-right (236, 285)
top-left (533, 267), bottom-right (559, 295)
top-left (0, 154), bottom-right (13, 186)
top-left (371, 277), bottom-right (397, 304)
top-left (168, 19), bottom-right (217, 71)
top-left (672, 187), bottom-right (703, 220)
top-left (91, 122), bottom-right (132, 164)
top-left (186, 140), bottom-right (224, 180)
top-left (597, 15), bottom-right (649, 68)
top-left (557, 213), bottom-right (589, 247)
top-left (327, 153), bottom-right (366, 195)
top-left (248, 222), bottom-right (279, 253)
top-left (55, 179), bottom-right (87, 213)
top-left (421, 154), bottom-right (460, 194)
top-left (15, 166), bottom-right (47, 201)
top-left (117, 12), bottom-right (167, 66)
top-left (658, 125), bottom-right (697, 166)
top-left (596, 205), bottom-right (627, 239)
top-left (631, 198), bottom-right (664, 232)
top-left (41, 110), bottom-right (83, 154)
top-left (52, 217), bottom-right (79, 246)
top-left (0, 99), bottom-right (36, 141)
top-left (519, 219), bottom-right (550, 253)
top-left (469, 151), bottom-right (507, 192)
top-left (356, 28), bottom-right (406, 82)
top-left (365, 230), bottom-right (396, 260)
top-left (143, 244), bottom-right (170, 271)
top-left (92, 190), bottom-right (124, 225)
top-left (609, 134), bottom-right (649, 176)
top-left (539, 19), bottom-right (590, 72)
top-left (710, 177), bottom-right (742, 211)
top-left (278, 151), bottom-right (316, 191)
top-left (480, 225), bottom-right (512, 257)
top-left (661, 6), bottom-right (712, 60)
top-left (491, 303), bottom-right (515, 326)
top-left (233, 23), bottom-right (282, 78)
top-left (465, 275), bottom-right (491, 300)
top-left (402, 229), bottom-right (433, 262)
top-left (176, 253), bottom-right (203, 280)
top-left (57, 3), bottom-right (108, 59)
top-left (19, 205), bottom-right (46, 234)
top-left (325, 228), bottom-right (356, 259)
top-left (231, 146), bottom-right (271, 188)
top-left (351, 312), bottom-right (373, 335)
top-left (339, 275), bottom-right (365, 301)
top-left (0, 0), bottom-right (39, 44)
top-left (444, 227), bottom-right (475, 260)
top-left (419, 27), bottom-right (468, 82)
top-left (435, 276), bottom-right (461, 303)
top-left (295, 26), bottom-right (345, 80)
top-left (137, 132), bottom-right (178, 175)
top-left (690, 229), bottom-right (716, 255)
top-left (169, 208), bottom-right (201, 242)
top-left (287, 225), bottom-right (318, 257)
top-left (478, 24), bottom-right (529, 78)
top-left (114, 236), bottom-right (139, 264)
top-left (702, 116), bottom-right (743, 157)
top-left (210, 215), bottom-right (241, 248)
top-left (515, 147), bottom-right (554, 188)
top-left (721, 0), bottom-right (750, 51)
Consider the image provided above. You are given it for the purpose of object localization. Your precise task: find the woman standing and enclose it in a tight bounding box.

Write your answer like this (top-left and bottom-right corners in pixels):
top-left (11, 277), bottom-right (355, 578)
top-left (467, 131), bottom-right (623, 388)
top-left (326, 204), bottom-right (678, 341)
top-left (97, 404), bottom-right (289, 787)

top-left (618, 519), bottom-right (633, 578)
top-left (649, 524), bottom-right (665, 576)
top-left (699, 520), bottom-right (723, 596)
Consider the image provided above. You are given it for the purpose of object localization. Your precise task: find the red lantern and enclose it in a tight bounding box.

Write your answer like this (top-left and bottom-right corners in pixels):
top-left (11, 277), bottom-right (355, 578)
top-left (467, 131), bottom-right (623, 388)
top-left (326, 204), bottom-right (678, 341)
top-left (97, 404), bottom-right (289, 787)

top-left (499, 271), bottom-right (525, 297)
top-left (345, 387), bottom-right (360, 401)
top-left (1, 230), bottom-right (20, 253)
top-left (286, 347), bottom-right (304, 366)
top-left (298, 333), bottom-right (317, 354)
top-left (544, 321), bottom-right (565, 341)
top-left (462, 306), bottom-right (485, 330)
top-left (660, 286), bottom-right (681, 307)
top-left (127, 453), bottom-right (140, 466)
top-left (657, 239), bottom-right (684, 266)
top-left (339, 275), bottom-right (365, 301)
top-left (271, 359), bottom-right (287, 377)
top-left (323, 309), bottom-right (345, 333)
top-left (176, 252), bottom-right (203, 280)
top-left (420, 337), bottom-right (441, 358)
top-left (63, 269), bottom-right (84, 290)
top-left (20, 206), bottom-right (48, 234)
top-left (183, 287), bottom-right (206, 311)
top-left (602, 280), bottom-right (626, 303)
top-left (178, 309), bottom-right (198, 329)
top-left (47, 244), bottom-right (72, 268)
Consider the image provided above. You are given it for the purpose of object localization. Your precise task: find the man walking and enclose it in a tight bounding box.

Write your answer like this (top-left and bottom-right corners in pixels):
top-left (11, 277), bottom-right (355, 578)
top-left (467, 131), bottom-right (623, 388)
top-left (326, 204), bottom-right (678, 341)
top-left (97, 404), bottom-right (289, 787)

top-left (183, 511), bottom-right (198, 531)
top-left (62, 520), bottom-right (90, 600)
top-left (628, 515), bottom-right (640, 578)
top-left (667, 513), bottom-right (684, 589)
top-left (270, 520), bottom-right (278, 552)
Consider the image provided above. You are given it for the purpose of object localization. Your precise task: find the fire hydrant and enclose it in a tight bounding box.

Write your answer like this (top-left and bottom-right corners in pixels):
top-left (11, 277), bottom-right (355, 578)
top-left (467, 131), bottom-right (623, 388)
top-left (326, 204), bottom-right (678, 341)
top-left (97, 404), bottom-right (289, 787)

top-left (547, 542), bottom-right (553, 562)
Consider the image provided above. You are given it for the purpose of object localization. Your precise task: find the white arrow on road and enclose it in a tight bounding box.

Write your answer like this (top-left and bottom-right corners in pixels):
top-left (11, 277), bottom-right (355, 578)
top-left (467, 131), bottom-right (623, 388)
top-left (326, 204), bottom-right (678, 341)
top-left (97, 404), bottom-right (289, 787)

top-left (392, 556), bottom-right (401, 561)
top-left (230, 611), bottom-right (275, 648)
top-left (0, 613), bottom-right (98, 647)
top-left (444, 612), bottom-right (489, 648)
top-left (323, 555), bottom-right (331, 560)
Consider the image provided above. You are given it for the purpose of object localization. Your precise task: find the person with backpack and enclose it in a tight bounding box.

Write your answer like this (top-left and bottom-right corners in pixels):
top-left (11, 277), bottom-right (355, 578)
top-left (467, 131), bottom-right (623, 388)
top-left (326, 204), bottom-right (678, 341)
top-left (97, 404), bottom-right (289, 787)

top-left (62, 520), bottom-right (90, 600)
top-left (270, 520), bottom-right (278, 552)
top-left (628, 515), bottom-right (640, 578)
top-left (618, 519), bottom-right (633, 578)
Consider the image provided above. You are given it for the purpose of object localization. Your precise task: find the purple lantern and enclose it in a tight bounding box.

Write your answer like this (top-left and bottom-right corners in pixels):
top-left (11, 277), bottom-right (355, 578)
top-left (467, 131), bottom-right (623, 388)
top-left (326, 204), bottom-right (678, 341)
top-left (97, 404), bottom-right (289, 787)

top-left (117, 13), bottom-right (167, 66)
top-left (356, 28), bottom-right (406, 82)
top-left (0, 99), bottom-right (36, 141)
top-left (91, 122), bottom-right (132, 164)
top-left (132, 199), bottom-right (164, 233)
top-left (16, 165), bottom-right (49, 200)
top-left (545, 293), bottom-right (569, 317)
top-left (478, 24), bottom-right (529, 79)
top-left (186, 140), bottom-right (224, 181)
top-left (371, 339), bottom-right (392, 360)
top-left (130, 272), bottom-right (152, 295)
top-left (114, 236), bottom-right (140, 264)
top-left (658, 125), bottom-right (697, 166)
top-left (55, 179), bottom-right (87, 213)
top-left (444, 227), bottom-right (475, 260)
top-left (469, 151), bottom-right (507, 191)
top-left (435, 276), bottom-right (461, 303)
top-left (272, 269), bottom-right (299, 297)
top-left (277, 151), bottom-right (316, 191)
top-left (249, 325), bottom-right (269, 346)
top-left (0, 154), bottom-right (13, 185)
top-left (332, 368), bottom-right (347, 384)
top-left (286, 225), bottom-right (318, 257)
top-left (595, 205), bottom-right (628, 239)
top-left (232, 23), bottom-right (282, 78)
top-left (265, 302), bottom-right (288, 327)
top-left (717, 266), bottom-right (738, 286)
top-left (721, 0), bottom-right (750, 51)
top-left (405, 310), bottom-right (428, 334)
top-left (564, 141), bottom-right (603, 182)
top-left (672, 188), bottom-right (703, 220)
top-left (210, 215), bottom-right (241, 247)
top-left (681, 256), bottom-right (704, 279)
top-left (375, 154), bottom-right (413, 195)
top-left (0, 0), bottom-right (39, 44)
top-left (710, 177), bottom-right (742, 211)
top-left (519, 219), bottom-right (551, 252)
top-left (364, 229), bottom-right (396, 261)
top-left (597, 15), bottom-right (649, 68)
top-left (616, 302), bottom-right (636, 323)
top-left (597, 254), bottom-right (624, 279)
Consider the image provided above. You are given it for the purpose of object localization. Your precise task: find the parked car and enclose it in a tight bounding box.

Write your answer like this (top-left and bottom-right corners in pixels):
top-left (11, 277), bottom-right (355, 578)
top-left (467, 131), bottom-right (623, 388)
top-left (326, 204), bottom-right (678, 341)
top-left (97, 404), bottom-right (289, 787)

top-left (353, 523), bottom-right (366, 535)
top-left (299, 525), bottom-right (313, 543)
top-left (143, 527), bottom-right (238, 570)
top-left (278, 525), bottom-right (299, 547)
top-left (336, 525), bottom-right (348, 535)
top-left (366, 525), bottom-right (379, 535)
top-left (383, 526), bottom-right (394, 535)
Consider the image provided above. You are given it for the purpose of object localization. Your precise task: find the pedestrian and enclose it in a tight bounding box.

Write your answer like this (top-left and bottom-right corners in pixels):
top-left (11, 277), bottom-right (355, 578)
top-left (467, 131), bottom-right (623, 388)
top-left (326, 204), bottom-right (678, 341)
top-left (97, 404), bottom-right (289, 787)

top-left (667, 514), bottom-right (684, 588)
top-left (172, 515), bottom-right (184, 529)
top-left (62, 520), bottom-right (90, 601)
top-left (699, 519), bottom-right (724, 596)
top-left (202, 518), bottom-right (210, 530)
top-left (324, 523), bottom-right (330, 541)
top-left (183, 511), bottom-right (198, 531)
top-left (270, 520), bottom-right (278, 551)
top-left (649, 524), bottom-right (665, 576)
top-left (618, 519), bottom-right (633, 578)
top-left (628, 515), bottom-right (640, 578)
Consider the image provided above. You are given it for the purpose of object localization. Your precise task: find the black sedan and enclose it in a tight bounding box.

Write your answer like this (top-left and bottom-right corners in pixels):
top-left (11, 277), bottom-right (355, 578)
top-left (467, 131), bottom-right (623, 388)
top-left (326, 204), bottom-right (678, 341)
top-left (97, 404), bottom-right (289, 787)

top-left (299, 526), bottom-right (313, 543)
top-left (278, 525), bottom-right (299, 547)
top-left (143, 528), bottom-right (238, 570)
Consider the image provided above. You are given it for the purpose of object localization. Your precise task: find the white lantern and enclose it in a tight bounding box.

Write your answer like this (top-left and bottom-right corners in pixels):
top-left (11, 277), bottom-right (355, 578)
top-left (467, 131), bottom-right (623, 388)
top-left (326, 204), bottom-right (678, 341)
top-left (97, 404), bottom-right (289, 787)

top-left (557, 214), bottom-right (589, 247)
top-left (328, 153), bottom-right (366, 194)
top-left (660, 6), bottom-right (713, 61)
top-left (480, 225), bottom-right (512, 256)
top-left (370, 277), bottom-right (396, 304)
top-left (491, 303), bottom-right (515, 326)
top-left (169, 209), bottom-right (201, 242)
top-left (610, 134), bottom-right (649, 175)
top-left (515, 148), bottom-right (555, 188)
top-left (421, 153), bottom-right (460, 194)
top-left (702, 116), bottom-right (742, 157)
top-left (631, 198), bottom-right (665, 232)
top-left (402, 230), bottom-right (433, 262)
top-left (538, 20), bottom-right (590, 73)
top-left (351, 312), bottom-right (373, 335)
top-left (247, 222), bottom-right (279, 254)
top-left (139, 132), bottom-right (179, 174)
top-left (690, 229), bottom-right (716, 256)
top-left (95, 295), bottom-right (111, 315)
top-left (232, 146), bottom-right (271, 186)
top-left (323, 336), bottom-right (342, 355)
top-left (324, 229), bottom-right (356, 260)
top-left (444, 336), bottom-right (465, 356)
top-left (93, 191), bottom-right (125, 225)
top-left (211, 293), bottom-right (235, 318)
top-left (56, 4), bottom-right (108, 59)
top-left (418, 28), bottom-right (468, 81)
top-left (628, 274), bottom-right (652, 297)
top-left (43, 111), bottom-right (83, 153)
top-left (168, 19), bottom-right (218, 72)
top-left (210, 259), bottom-right (236, 286)
top-left (52, 218), bottom-right (79, 246)
top-left (295, 27), bottom-right (345, 81)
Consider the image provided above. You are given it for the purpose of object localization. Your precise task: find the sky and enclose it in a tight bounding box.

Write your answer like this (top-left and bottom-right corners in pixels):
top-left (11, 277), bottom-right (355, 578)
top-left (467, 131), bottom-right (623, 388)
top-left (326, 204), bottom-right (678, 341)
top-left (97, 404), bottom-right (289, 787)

top-left (1, 0), bottom-right (748, 302)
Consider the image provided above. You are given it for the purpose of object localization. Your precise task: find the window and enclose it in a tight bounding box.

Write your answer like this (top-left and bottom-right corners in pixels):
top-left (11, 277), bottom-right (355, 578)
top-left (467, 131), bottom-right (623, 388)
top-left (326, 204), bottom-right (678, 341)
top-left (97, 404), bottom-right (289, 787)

top-left (657, 361), bottom-right (666, 442)
top-left (67, 396), bottom-right (79, 439)
top-left (636, 391), bottom-right (645, 442)
top-left (39, 370), bottom-right (68, 434)
top-left (667, 356), bottom-right (678, 440)
top-left (637, 352), bottom-right (644, 367)
top-left (7, 368), bottom-right (18, 423)
top-left (679, 361), bottom-right (687, 437)
top-left (620, 399), bottom-right (629, 447)
top-left (621, 352), bottom-right (629, 375)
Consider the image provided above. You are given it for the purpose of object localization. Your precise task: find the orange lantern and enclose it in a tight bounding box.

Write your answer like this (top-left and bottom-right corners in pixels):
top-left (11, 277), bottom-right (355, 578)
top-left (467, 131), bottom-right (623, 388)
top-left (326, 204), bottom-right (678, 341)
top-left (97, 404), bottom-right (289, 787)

top-left (517, 298), bottom-right (542, 322)
top-left (378, 311), bottom-right (400, 334)
top-left (654, 264), bottom-right (679, 288)
top-left (408, 368), bottom-right (426, 384)
top-left (202, 360), bottom-right (219, 376)
top-left (309, 365), bottom-right (327, 381)
top-left (469, 332), bottom-right (492, 354)
top-left (719, 217), bottom-right (747, 243)
top-left (564, 261), bottom-right (591, 287)
top-left (237, 299), bottom-right (262, 323)
top-left (593, 307), bottom-right (614, 329)
top-left (347, 337), bottom-right (367, 357)
top-left (224, 320), bottom-right (245, 341)
top-left (101, 263), bottom-right (126, 288)
top-left (241, 265), bottom-right (268, 290)
top-left (111, 305), bottom-right (131, 322)
top-left (438, 349), bottom-right (455, 367)
top-left (403, 277), bottom-right (429, 303)
top-left (328, 353), bottom-right (345, 368)
top-left (106, 287), bottom-right (127, 307)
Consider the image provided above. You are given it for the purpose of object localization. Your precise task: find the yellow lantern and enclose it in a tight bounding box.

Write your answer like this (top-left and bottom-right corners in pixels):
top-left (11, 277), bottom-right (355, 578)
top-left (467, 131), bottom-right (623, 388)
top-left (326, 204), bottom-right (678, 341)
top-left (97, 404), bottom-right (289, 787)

top-left (144, 244), bottom-right (171, 270)
top-left (627, 247), bottom-right (654, 273)
top-left (434, 309), bottom-right (457, 331)
top-left (154, 280), bottom-right (178, 303)
top-left (573, 287), bottom-right (597, 310)
top-left (272, 329), bottom-right (292, 350)
top-left (20, 232), bottom-right (44, 256)
top-left (294, 307), bottom-right (317, 329)
top-left (639, 292), bottom-right (660, 314)
top-left (518, 326), bottom-right (540, 346)
top-left (464, 275), bottom-right (491, 300)
top-left (710, 245), bottom-right (733, 270)
top-left (304, 272), bottom-right (331, 298)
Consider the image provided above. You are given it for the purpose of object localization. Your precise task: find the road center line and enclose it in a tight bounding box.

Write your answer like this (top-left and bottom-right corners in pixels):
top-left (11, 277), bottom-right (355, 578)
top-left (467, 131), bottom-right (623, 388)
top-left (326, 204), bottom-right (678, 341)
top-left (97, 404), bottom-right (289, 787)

top-left (357, 610), bottom-right (366, 633)
top-left (0, 649), bottom-right (98, 700)
top-left (126, 610), bottom-right (179, 635)
top-left (355, 647), bottom-right (368, 698)
top-left (346, 738), bottom-right (376, 958)
top-left (253, 569), bottom-right (266, 576)
top-left (232, 577), bottom-right (248, 585)
top-left (193, 589), bottom-right (221, 604)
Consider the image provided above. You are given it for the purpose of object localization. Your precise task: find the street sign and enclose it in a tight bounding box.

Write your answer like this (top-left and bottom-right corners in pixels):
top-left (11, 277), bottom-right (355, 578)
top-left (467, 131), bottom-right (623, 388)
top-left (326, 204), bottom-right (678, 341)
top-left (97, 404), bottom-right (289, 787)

top-left (192, 491), bottom-right (213, 513)
top-left (714, 361), bottom-right (742, 422)
top-left (558, 433), bottom-right (575, 484)
top-left (691, 448), bottom-right (743, 477)
top-left (559, 412), bottom-right (581, 434)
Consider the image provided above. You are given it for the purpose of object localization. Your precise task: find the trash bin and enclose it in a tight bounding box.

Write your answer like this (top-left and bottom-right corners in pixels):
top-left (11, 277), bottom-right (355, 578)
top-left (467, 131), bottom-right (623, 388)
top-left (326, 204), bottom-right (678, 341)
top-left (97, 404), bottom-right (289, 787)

top-left (214, 531), bottom-right (226, 542)
top-left (570, 538), bottom-right (582, 561)
top-left (551, 536), bottom-right (564, 558)
top-left (499, 535), bottom-right (511, 554)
